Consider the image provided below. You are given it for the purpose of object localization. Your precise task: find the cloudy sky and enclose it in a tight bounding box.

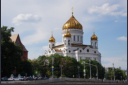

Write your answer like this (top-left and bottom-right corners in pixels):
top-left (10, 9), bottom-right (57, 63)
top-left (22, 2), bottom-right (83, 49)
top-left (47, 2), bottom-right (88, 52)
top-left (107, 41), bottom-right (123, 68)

top-left (2, 0), bottom-right (127, 70)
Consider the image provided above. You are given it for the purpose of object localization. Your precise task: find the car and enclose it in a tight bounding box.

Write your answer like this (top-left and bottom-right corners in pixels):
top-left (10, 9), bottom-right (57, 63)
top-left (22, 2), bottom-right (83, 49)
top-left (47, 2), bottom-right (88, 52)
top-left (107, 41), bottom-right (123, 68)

top-left (1, 77), bottom-right (8, 81)
top-left (8, 77), bottom-right (15, 81)
top-left (34, 77), bottom-right (38, 80)
top-left (18, 76), bottom-right (24, 81)
top-left (37, 77), bottom-right (42, 80)
top-left (44, 77), bottom-right (49, 79)
top-left (26, 77), bottom-right (33, 80)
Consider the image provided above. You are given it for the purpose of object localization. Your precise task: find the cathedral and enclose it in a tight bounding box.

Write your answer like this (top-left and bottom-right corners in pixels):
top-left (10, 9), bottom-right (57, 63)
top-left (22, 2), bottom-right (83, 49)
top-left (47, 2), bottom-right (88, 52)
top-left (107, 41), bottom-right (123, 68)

top-left (44, 9), bottom-right (101, 64)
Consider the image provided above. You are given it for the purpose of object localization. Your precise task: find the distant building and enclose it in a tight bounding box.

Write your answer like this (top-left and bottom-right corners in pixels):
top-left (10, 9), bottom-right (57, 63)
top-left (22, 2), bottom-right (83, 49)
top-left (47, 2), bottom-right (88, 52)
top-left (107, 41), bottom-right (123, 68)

top-left (10, 34), bottom-right (28, 61)
top-left (44, 10), bottom-right (101, 64)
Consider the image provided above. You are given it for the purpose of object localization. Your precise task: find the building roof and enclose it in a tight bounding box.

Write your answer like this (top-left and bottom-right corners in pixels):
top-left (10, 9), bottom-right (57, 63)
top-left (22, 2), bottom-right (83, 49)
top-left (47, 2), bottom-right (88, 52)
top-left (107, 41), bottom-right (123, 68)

top-left (71, 43), bottom-right (93, 48)
top-left (52, 44), bottom-right (64, 48)
top-left (22, 45), bottom-right (28, 52)
top-left (10, 34), bottom-right (19, 43)
top-left (54, 48), bottom-right (62, 52)
top-left (10, 34), bottom-right (28, 52)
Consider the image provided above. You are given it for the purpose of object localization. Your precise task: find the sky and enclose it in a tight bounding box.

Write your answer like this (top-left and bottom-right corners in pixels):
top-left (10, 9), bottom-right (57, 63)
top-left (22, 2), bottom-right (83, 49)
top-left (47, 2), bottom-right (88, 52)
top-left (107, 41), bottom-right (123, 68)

top-left (1, 0), bottom-right (127, 70)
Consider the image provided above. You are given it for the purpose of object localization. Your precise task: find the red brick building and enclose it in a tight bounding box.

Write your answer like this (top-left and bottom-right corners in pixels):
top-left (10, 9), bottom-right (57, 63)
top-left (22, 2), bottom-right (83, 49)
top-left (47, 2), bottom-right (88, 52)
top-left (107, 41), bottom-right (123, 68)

top-left (10, 34), bottom-right (28, 61)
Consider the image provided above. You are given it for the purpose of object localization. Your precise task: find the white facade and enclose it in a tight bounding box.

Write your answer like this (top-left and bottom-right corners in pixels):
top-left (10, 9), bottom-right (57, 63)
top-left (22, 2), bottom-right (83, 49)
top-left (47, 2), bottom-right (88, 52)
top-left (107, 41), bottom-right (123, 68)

top-left (44, 28), bottom-right (101, 64)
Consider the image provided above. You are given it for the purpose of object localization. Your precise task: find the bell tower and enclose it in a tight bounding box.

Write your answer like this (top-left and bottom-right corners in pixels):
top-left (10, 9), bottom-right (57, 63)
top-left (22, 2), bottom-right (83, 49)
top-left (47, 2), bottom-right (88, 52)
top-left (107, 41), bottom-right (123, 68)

top-left (91, 29), bottom-right (98, 48)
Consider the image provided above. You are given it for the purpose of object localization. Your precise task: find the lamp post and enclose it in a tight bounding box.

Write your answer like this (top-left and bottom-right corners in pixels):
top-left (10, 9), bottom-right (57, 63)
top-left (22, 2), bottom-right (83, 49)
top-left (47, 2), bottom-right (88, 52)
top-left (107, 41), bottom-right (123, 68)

top-left (82, 61), bottom-right (85, 79)
top-left (52, 56), bottom-right (54, 78)
top-left (113, 63), bottom-right (115, 80)
top-left (89, 59), bottom-right (91, 79)
top-left (60, 65), bottom-right (63, 77)
top-left (77, 66), bottom-right (80, 78)
top-left (96, 66), bottom-right (98, 79)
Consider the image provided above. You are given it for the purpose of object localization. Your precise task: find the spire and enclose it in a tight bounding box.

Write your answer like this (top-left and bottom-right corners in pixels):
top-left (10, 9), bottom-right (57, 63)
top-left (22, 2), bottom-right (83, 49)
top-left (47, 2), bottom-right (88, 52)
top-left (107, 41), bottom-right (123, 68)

top-left (72, 7), bottom-right (73, 15)
top-left (93, 29), bottom-right (95, 34)
top-left (49, 31), bottom-right (55, 42)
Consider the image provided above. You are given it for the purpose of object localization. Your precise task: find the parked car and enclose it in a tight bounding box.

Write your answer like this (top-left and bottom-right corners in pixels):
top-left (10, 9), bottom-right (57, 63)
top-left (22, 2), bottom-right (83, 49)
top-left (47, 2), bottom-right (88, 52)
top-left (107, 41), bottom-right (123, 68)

top-left (8, 77), bottom-right (15, 81)
top-left (1, 77), bottom-right (8, 81)
top-left (44, 77), bottom-right (49, 79)
top-left (26, 77), bottom-right (33, 80)
top-left (34, 77), bottom-right (38, 80)
top-left (49, 77), bottom-right (57, 79)
top-left (37, 77), bottom-right (42, 80)
top-left (14, 77), bottom-right (24, 81)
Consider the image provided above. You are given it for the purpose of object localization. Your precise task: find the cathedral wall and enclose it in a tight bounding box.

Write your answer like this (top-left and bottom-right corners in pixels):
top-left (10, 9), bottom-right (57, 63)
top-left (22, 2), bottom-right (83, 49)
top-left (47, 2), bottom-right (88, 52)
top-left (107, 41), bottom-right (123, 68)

top-left (62, 29), bottom-right (83, 44)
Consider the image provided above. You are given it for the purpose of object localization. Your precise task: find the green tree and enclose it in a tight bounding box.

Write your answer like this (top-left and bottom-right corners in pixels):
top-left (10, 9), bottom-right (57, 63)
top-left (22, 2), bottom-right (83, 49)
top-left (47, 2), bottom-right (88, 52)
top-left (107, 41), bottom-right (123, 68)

top-left (1, 26), bottom-right (23, 77)
top-left (115, 68), bottom-right (126, 80)
top-left (78, 59), bottom-right (105, 79)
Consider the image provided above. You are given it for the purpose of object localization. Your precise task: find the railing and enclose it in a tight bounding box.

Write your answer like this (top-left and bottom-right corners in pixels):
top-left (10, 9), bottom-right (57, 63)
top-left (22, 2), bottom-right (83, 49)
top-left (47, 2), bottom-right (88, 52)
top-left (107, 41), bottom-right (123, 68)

top-left (1, 78), bottom-right (127, 84)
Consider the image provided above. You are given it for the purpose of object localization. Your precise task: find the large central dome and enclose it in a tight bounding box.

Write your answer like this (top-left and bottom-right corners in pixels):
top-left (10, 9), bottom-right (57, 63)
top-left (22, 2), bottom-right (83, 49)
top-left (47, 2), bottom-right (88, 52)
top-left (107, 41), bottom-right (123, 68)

top-left (62, 14), bottom-right (83, 30)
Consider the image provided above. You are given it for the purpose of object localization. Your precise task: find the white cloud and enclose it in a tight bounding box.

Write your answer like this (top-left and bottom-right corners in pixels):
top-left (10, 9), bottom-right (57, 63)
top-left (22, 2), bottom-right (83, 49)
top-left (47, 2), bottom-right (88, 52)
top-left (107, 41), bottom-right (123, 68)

top-left (117, 36), bottom-right (127, 41)
top-left (22, 29), bottom-right (49, 45)
top-left (114, 20), bottom-right (118, 22)
top-left (88, 3), bottom-right (127, 16)
top-left (12, 14), bottom-right (41, 25)
top-left (102, 54), bottom-right (127, 70)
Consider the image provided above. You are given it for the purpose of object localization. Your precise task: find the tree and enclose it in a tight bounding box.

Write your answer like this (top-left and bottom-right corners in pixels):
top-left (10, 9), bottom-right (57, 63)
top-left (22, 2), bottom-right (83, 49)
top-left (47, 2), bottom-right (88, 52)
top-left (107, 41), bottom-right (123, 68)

top-left (105, 68), bottom-right (126, 80)
top-left (78, 59), bottom-right (105, 79)
top-left (1, 26), bottom-right (23, 77)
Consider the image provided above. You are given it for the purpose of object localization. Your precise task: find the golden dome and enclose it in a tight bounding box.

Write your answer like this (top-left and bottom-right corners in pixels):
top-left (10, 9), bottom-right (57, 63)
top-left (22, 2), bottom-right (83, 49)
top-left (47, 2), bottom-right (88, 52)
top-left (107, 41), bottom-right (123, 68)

top-left (91, 34), bottom-right (98, 40)
top-left (91, 29), bottom-right (98, 40)
top-left (62, 14), bottom-right (83, 30)
top-left (64, 29), bottom-right (71, 37)
top-left (49, 32), bottom-right (55, 42)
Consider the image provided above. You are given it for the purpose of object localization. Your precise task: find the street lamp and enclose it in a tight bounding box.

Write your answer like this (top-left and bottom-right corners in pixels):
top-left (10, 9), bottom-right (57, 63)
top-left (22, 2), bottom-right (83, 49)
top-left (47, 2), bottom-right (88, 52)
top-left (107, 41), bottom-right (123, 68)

top-left (52, 56), bottom-right (54, 78)
top-left (82, 61), bottom-right (85, 79)
top-left (89, 59), bottom-right (91, 79)
top-left (60, 65), bottom-right (63, 77)
top-left (112, 63), bottom-right (115, 80)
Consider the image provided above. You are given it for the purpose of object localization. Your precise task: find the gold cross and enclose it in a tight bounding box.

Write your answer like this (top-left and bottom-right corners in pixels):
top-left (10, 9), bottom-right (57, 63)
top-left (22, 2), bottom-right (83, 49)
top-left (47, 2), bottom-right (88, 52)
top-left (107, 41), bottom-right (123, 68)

top-left (72, 7), bottom-right (73, 12)
top-left (51, 31), bottom-right (53, 36)
top-left (93, 29), bottom-right (95, 34)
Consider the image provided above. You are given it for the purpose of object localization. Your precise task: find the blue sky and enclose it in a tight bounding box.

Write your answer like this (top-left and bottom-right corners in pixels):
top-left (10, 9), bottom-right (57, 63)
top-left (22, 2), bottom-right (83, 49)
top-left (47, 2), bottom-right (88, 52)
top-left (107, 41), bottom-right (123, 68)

top-left (1, 0), bottom-right (127, 70)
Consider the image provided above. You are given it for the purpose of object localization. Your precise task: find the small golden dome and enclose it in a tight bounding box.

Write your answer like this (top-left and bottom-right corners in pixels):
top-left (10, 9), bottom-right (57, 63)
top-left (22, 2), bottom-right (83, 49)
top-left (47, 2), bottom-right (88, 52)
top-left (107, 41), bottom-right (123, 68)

top-left (62, 14), bottom-right (83, 30)
top-left (64, 29), bottom-right (71, 37)
top-left (49, 31), bottom-right (55, 42)
top-left (91, 29), bottom-right (98, 40)
top-left (91, 34), bottom-right (98, 40)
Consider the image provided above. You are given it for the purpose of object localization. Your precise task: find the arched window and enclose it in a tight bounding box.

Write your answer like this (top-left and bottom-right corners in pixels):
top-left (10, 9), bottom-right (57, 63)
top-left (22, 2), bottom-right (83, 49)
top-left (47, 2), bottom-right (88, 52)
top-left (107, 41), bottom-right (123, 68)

top-left (68, 40), bottom-right (70, 46)
top-left (80, 50), bottom-right (82, 52)
top-left (74, 36), bottom-right (75, 41)
top-left (78, 36), bottom-right (79, 41)
top-left (52, 44), bottom-right (54, 47)
top-left (87, 49), bottom-right (89, 52)
top-left (69, 50), bottom-right (71, 53)
top-left (95, 42), bottom-right (97, 47)
top-left (94, 51), bottom-right (96, 53)
top-left (64, 40), bottom-right (66, 45)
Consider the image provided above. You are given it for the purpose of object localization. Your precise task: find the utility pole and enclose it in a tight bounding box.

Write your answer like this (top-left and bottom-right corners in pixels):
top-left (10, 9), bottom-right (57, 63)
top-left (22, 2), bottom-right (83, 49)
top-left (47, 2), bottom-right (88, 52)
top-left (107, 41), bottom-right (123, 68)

top-left (60, 65), bottom-right (63, 76)
top-left (89, 59), bottom-right (91, 79)
top-left (113, 63), bottom-right (115, 80)
top-left (82, 61), bottom-right (85, 79)
top-left (77, 66), bottom-right (80, 78)
top-left (52, 56), bottom-right (54, 78)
